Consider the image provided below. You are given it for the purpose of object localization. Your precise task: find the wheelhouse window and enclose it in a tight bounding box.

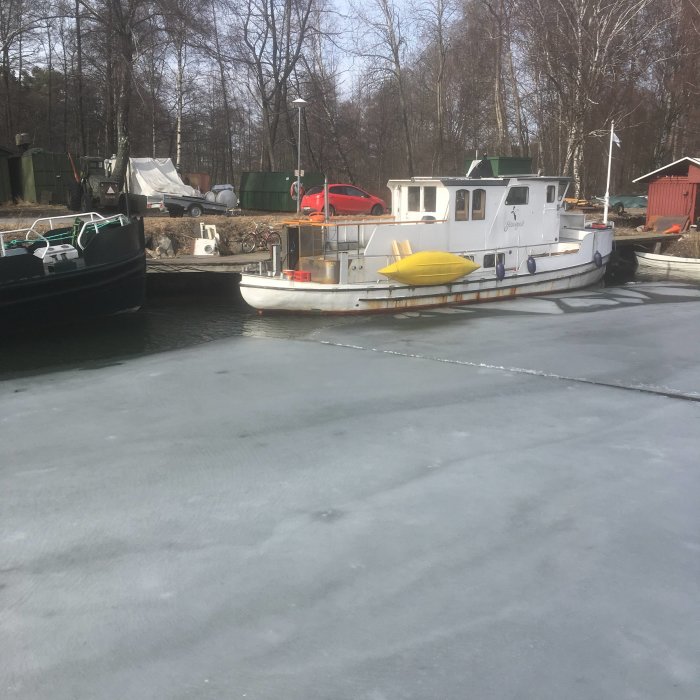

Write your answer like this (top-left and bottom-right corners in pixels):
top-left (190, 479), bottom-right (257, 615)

top-left (557, 179), bottom-right (569, 201)
top-left (505, 186), bottom-right (529, 205)
top-left (408, 187), bottom-right (420, 212)
top-left (472, 189), bottom-right (486, 220)
top-left (483, 252), bottom-right (505, 268)
top-left (455, 189), bottom-right (469, 221)
top-left (546, 185), bottom-right (556, 203)
top-left (423, 186), bottom-right (437, 211)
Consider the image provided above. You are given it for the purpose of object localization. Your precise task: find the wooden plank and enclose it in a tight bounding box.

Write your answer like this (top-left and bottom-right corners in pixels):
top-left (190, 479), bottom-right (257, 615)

top-left (147, 252), bottom-right (267, 273)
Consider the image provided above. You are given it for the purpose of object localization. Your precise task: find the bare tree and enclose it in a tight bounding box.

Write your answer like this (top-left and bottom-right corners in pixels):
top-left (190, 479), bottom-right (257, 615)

top-left (0, 0), bottom-right (50, 142)
top-left (226, 0), bottom-right (316, 171)
top-left (523, 0), bottom-right (666, 195)
top-left (415, 0), bottom-right (456, 173)
top-left (351, 0), bottom-right (416, 176)
top-left (78, 0), bottom-right (154, 187)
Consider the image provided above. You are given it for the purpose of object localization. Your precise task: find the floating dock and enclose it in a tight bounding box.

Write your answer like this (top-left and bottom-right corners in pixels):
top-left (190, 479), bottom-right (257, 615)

top-left (147, 252), bottom-right (267, 273)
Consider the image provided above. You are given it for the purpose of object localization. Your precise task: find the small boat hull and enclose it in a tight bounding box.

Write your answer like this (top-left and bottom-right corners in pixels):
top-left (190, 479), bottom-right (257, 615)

top-left (240, 258), bottom-right (608, 314)
top-left (635, 252), bottom-right (700, 282)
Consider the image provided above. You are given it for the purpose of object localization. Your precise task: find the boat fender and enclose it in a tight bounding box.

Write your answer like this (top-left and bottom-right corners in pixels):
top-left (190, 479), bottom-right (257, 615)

top-left (527, 256), bottom-right (536, 274)
top-left (496, 261), bottom-right (505, 281)
top-left (594, 251), bottom-right (603, 268)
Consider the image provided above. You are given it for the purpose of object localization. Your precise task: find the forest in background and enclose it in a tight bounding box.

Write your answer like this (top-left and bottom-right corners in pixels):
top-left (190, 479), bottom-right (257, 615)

top-left (1, 0), bottom-right (699, 199)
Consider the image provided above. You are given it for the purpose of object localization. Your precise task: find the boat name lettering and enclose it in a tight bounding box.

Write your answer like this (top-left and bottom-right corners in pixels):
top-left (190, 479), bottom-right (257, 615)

top-left (504, 219), bottom-right (525, 231)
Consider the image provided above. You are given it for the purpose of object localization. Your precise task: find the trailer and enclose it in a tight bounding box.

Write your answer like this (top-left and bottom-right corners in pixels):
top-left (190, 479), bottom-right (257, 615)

top-left (119, 158), bottom-right (236, 217)
top-left (163, 195), bottom-right (231, 218)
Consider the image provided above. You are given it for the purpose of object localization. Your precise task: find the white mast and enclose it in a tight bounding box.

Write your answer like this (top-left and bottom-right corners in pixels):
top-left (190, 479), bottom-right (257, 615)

top-left (603, 121), bottom-right (614, 224)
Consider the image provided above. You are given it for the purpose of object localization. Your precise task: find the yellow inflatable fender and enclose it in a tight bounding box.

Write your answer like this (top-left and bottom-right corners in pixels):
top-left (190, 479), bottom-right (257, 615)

top-left (379, 251), bottom-right (480, 286)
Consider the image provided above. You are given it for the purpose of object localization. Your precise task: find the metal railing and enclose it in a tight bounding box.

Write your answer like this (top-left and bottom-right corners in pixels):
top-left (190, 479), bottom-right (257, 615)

top-left (1, 212), bottom-right (128, 257)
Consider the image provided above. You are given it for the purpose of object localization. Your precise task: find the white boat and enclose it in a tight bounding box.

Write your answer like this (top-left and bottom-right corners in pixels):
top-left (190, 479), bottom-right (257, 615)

top-left (635, 251), bottom-right (700, 282)
top-left (239, 170), bottom-right (614, 314)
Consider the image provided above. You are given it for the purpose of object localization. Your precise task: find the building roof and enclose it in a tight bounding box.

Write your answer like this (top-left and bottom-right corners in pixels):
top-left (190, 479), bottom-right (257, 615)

top-left (633, 157), bottom-right (700, 183)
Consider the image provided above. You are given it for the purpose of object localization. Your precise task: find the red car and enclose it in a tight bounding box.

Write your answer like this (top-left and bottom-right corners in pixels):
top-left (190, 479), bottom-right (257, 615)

top-left (301, 184), bottom-right (386, 216)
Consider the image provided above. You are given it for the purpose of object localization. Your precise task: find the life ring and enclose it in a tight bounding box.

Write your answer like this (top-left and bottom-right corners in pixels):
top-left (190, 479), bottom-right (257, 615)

top-left (290, 181), bottom-right (305, 200)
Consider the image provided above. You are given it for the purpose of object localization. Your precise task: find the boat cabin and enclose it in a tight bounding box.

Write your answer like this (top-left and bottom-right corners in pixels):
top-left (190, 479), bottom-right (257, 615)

top-left (383, 174), bottom-right (572, 255)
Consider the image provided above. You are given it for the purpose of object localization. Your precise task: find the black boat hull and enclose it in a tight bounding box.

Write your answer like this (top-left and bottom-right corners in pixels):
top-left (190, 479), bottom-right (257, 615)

top-left (1, 217), bottom-right (146, 330)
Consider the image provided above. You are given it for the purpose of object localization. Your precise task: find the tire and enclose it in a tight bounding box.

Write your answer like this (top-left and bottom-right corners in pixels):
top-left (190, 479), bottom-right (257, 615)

top-left (189, 204), bottom-right (203, 218)
top-left (266, 232), bottom-right (282, 252)
top-left (328, 205), bottom-right (336, 217)
top-left (241, 234), bottom-right (257, 253)
top-left (371, 204), bottom-right (383, 216)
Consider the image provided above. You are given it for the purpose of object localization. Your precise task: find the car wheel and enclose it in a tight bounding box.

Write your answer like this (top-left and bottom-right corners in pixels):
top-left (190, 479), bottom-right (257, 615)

top-left (371, 204), bottom-right (383, 216)
top-left (189, 204), bottom-right (203, 218)
top-left (328, 205), bottom-right (336, 217)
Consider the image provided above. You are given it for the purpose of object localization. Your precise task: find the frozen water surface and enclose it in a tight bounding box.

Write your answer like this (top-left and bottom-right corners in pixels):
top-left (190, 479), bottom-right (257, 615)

top-left (1, 282), bottom-right (699, 699)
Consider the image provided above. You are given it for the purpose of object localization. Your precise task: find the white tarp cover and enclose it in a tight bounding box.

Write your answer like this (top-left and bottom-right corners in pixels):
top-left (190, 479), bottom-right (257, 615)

top-left (126, 158), bottom-right (198, 197)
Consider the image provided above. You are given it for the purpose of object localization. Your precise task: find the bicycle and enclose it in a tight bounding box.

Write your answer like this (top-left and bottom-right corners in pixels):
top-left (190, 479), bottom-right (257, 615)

top-left (241, 222), bottom-right (282, 254)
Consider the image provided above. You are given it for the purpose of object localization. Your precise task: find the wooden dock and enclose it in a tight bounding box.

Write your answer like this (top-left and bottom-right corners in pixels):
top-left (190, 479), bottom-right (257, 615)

top-left (613, 232), bottom-right (682, 253)
top-left (147, 252), bottom-right (267, 273)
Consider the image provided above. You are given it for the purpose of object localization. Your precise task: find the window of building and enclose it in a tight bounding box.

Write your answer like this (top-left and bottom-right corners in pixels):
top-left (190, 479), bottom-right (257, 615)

top-left (472, 189), bottom-right (486, 220)
top-left (408, 187), bottom-right (420, 212)
top-left (483, 252), bottom-right (505, 268)
top-left (505, 187), bottom-right (529, 205)
top-left (423, 186), bottom-right (437, 211)
top-left (455, 189), bottom-right (469, 221)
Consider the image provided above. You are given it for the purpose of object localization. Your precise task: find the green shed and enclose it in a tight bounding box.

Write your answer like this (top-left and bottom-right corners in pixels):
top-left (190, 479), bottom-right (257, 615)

top-left (239, 171), bottom-right (326, 212)
top-left (0, 146), bottom-right (12, 204)
top-left (12, 149), bottom-right (75, 204)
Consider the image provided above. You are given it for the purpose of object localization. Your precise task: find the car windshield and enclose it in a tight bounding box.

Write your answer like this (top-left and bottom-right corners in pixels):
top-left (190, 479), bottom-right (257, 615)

top-left (305, 186), bottom-right (323, 195)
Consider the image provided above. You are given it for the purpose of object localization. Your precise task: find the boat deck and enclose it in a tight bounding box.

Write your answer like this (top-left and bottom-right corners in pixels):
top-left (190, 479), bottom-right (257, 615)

top-left (145, 232), bottom-right (681, 274)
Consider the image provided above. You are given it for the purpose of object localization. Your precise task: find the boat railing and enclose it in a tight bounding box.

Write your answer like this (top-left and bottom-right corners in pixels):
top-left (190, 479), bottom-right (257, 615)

top-left (1, 212), bottom-right (128, 257)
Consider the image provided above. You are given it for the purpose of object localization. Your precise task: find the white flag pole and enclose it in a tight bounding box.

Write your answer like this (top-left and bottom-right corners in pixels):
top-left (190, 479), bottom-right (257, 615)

top-left (603, 121), bottom-right (614, 224)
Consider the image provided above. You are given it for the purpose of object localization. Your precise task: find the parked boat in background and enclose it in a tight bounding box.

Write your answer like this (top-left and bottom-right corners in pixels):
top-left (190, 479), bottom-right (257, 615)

top-left (1, 212), bottom-right (146, 331)
top-left (239, 167), bottom-right (615, 314)
top-left (635, 251), bottom-right (700, 282)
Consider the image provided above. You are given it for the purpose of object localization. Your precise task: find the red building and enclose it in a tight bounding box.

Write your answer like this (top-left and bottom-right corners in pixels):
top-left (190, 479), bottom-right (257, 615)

top-left (633, 157), bottom-right (700, 230)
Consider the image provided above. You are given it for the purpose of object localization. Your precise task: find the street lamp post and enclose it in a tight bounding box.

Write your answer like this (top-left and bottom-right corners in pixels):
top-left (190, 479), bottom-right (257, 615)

top-left (292, 98), bottom-right (307, 215)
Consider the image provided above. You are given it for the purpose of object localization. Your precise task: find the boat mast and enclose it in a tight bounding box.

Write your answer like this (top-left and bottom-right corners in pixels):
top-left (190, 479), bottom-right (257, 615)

top-left (603, 122), bottom-right (614, 224)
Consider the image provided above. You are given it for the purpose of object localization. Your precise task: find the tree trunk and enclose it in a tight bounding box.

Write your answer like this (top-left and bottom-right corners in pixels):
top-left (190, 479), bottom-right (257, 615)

top-left (75, 0), bottom-right (85, 155)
